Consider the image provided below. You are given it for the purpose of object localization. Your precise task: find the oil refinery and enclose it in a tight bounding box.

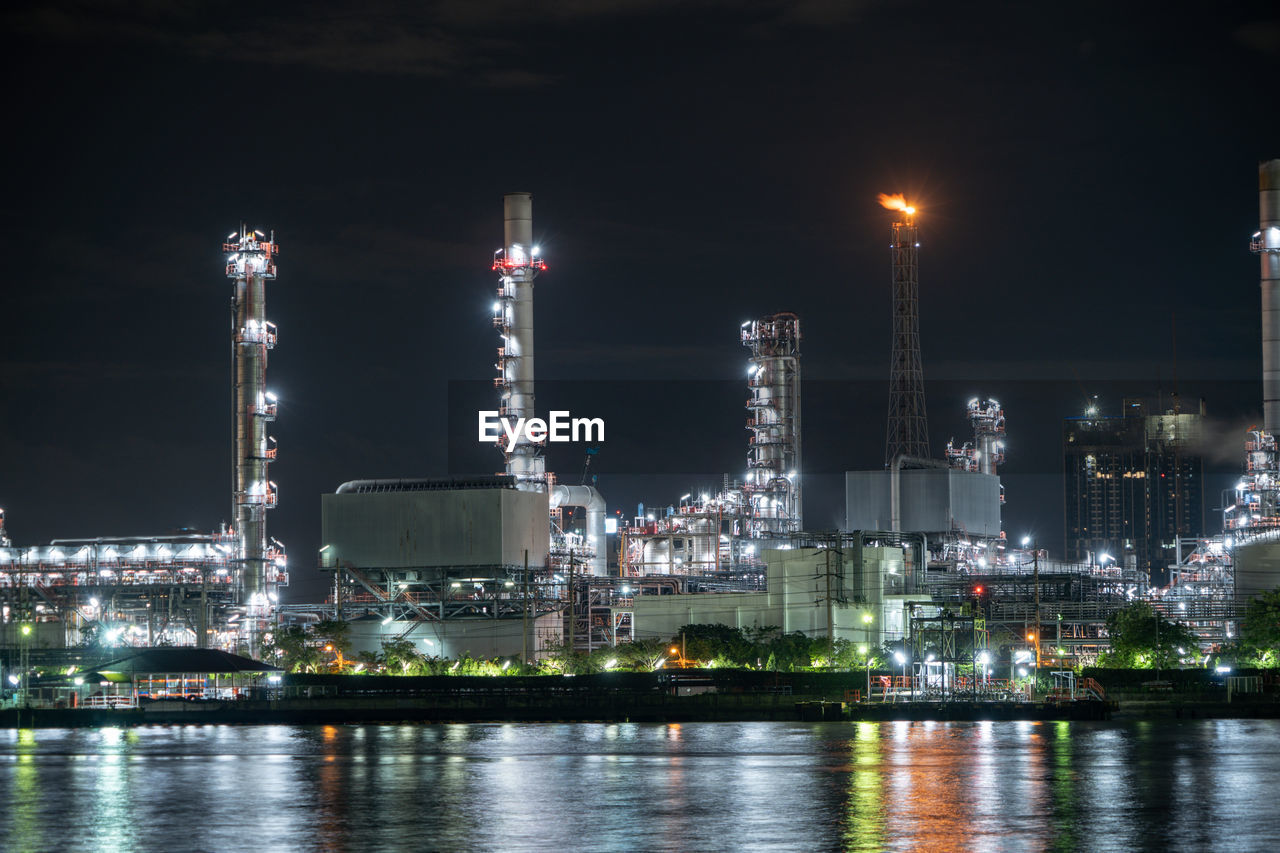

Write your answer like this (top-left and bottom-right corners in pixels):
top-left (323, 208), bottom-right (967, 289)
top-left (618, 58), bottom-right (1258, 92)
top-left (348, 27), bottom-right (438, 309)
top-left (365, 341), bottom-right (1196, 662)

top-left (4, 163), bottom-right (1280, 671)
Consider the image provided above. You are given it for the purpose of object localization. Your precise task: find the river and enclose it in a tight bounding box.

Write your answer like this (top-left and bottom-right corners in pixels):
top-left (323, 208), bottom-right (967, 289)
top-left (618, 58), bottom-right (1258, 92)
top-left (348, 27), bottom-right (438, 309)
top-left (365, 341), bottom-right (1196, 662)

top-left (2, 720), bottom-right (1278, 851)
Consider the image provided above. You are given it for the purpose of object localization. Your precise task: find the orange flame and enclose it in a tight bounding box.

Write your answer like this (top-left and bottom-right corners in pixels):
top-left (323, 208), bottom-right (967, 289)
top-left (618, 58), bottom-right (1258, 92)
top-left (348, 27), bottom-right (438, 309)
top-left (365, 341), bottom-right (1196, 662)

top-left (877, 193), bottom-right (916, 215)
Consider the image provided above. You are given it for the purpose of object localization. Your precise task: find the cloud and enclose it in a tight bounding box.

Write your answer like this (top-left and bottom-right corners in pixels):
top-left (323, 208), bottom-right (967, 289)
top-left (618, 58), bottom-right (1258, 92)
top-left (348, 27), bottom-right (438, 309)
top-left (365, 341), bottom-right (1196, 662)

top-left (9, 0), bottom-right (882, 82)
top-left (1235, 19), bottom-right (1280, 55)
top-left (8, 2), bottom-right (538, 84)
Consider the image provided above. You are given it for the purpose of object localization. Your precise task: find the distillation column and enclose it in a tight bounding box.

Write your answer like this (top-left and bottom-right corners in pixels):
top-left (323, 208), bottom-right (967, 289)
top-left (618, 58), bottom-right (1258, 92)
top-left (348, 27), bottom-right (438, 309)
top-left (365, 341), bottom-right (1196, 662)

top-left (226, 228), bottom-right (280, 637)
top-left (493, 193), bottom-right (547, 490)
top-left (968, 398), bottom-right (1006, 478)
top-left (743, 313), bottom-right (802, 536)
top-left (883, 196), bottom-right (930, 463)
top-left (1257, 160), bottom-right (1280, 434)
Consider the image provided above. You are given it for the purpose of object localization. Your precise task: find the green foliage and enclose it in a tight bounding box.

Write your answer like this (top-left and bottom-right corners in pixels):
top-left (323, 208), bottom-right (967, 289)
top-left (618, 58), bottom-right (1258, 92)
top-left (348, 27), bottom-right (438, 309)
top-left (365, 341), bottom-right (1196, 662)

top-left (1098, 602), bottom-right (1199, 669)
top-left (379, 638), bottom-right (426, 674)
top-left (311, 620), bottom-right (352, 657)
top-left (676, 624), bottom-right (757, 665)
top-left (615, 638), bottom-right (669, 671)
top-left (667, 624), bottom-right (837, 671)
top-left (537, 641), bottom-right (590, 674)
top-left (259, 626), bottom-right (324, 673)
top-left (1240, 588), bottom-right (1280, 661)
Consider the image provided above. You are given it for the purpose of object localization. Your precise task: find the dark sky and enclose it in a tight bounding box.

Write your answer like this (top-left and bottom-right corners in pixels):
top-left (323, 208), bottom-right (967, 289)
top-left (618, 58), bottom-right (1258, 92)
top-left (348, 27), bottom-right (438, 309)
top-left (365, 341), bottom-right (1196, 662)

top-left (2, 1), bottom-right (1278, 599)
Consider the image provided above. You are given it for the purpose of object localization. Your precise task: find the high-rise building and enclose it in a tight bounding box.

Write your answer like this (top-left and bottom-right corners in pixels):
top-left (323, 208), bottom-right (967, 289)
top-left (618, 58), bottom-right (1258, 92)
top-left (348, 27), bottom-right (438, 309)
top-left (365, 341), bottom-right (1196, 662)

top-left (1063, 398), bottom-right (1205, 580)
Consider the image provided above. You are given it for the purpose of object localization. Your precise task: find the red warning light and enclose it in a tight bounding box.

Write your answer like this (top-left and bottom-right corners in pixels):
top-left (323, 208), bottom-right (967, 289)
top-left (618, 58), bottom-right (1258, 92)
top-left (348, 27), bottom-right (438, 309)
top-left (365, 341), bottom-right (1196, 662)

top-left (974, 585), bottom-right (984, 595)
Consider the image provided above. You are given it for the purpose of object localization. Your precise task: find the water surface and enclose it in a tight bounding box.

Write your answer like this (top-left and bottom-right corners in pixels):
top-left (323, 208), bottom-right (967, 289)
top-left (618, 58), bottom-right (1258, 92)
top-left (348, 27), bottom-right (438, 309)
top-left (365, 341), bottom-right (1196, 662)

top-left (2, 720), bottom-right (1277, 851)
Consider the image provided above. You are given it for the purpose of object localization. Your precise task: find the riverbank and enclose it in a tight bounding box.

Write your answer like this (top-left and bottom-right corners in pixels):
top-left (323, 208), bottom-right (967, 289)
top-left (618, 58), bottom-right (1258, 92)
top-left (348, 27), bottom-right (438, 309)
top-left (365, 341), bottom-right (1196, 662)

top-left (2, 694), bottom-right (1113, 727)
top-left (5, 668), bottom-right (1277, 726)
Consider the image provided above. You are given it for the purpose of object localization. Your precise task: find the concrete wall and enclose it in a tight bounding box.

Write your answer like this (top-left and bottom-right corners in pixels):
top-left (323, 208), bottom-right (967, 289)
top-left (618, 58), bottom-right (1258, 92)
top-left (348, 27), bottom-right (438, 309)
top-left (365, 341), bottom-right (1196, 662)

top-left (1233, 538), bottom-right (1280, 597)
top-left (320, 488), bottom-right (549, 570)
top-left (347, 612), bottom-right (562, 661)
top-left (845, 468), bottom-right (1001, 537)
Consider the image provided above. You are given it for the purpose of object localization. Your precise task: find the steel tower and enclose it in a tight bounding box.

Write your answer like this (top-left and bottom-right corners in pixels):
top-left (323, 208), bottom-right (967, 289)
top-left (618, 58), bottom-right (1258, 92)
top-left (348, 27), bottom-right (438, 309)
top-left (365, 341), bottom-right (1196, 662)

top-left (225, 227), bottom-right (281, 640)
top-left (883, 197), bottom-right (929, 463)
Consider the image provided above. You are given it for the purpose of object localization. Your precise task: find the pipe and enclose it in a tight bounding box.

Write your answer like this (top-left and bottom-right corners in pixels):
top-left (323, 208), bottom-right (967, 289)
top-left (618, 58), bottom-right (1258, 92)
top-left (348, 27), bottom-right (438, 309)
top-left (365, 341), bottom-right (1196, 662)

top-left (550, 485), bottom-right (607, 576)
top-left (1259, 160), bottom-right (1280, 433)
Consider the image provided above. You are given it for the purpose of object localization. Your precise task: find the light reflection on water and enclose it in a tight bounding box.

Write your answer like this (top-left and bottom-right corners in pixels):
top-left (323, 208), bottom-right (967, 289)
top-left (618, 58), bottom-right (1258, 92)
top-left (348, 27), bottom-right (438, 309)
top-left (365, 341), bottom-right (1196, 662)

top-left (0, 720), bottom-right (1278, 852)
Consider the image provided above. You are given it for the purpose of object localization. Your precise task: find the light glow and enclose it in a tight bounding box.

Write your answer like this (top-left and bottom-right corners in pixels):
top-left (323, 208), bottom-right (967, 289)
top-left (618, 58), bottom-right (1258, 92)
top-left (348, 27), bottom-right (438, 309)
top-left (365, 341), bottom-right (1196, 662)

top-left (877, 193), bottom-right (916, 215)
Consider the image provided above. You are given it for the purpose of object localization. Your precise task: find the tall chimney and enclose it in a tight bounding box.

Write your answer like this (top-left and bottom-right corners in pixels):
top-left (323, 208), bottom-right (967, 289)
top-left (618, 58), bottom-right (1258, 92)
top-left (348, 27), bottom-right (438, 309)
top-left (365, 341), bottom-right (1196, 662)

top-left (492, 193), bottom-right (547, 490)
top-left (1259, 160), bottom-right (1280, 433)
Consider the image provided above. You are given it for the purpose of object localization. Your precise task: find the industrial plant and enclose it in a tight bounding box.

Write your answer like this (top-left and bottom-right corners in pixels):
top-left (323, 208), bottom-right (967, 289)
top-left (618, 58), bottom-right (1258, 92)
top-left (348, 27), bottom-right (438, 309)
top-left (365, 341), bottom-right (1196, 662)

top-left (4, 162), bottom-right (1280, 683)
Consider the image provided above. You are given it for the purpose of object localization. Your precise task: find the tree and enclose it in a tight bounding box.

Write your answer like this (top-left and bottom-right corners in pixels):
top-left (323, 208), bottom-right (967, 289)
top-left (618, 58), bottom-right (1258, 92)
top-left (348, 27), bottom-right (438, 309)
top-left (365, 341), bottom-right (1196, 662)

top-left (379, 638), bottom-right (425, 675)
top-left (260, 626), bottom-right (323, 673)
top-left (1240, 588), bottom-right (1280, 664)
top-left (1100, 602), bottom-right (1198, 669)
top-left (673, 624), bottom-right (755, 666)
top-left (616, 638), bottom-right (669, 671)
top-left (311, 620), bottom-right (352, 656)
top-left (537, 640), bottom-right (588, 674)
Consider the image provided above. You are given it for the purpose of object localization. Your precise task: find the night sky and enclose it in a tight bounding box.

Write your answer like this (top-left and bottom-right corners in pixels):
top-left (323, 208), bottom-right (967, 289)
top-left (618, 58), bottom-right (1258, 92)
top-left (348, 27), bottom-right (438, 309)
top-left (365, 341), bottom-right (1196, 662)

top-left (3, 1), bottom-right (1278, 600)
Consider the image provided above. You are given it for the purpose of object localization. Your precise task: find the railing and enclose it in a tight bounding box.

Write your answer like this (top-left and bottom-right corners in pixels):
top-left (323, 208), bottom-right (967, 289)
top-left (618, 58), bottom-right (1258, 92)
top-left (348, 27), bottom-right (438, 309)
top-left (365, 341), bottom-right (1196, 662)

top-left (1078, 677), bottom-right (1107, 701)
top-left (81, 694), bottom-right (138, 709)
top-left (492, 258), bottom-right (546, 272)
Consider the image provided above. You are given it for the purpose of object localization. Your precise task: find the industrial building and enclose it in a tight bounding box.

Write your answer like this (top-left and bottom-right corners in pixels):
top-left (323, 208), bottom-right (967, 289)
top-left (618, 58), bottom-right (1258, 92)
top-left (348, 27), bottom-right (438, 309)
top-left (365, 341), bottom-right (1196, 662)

top-left (1062, 397), bottom-right (1207, 579)
top-left (629, 537), bottom-right (922, 650)
top-left (316, 476), bottom-right (560, 659)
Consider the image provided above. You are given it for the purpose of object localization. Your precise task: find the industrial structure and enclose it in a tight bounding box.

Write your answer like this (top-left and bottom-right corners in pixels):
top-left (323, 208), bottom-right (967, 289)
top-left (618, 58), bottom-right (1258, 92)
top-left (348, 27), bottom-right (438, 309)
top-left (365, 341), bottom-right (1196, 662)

top-left (313, 195), bottom-right (615, 658)
top-left (490, 193), bottom-right (607, 576)
top-left (0, 229), bottom-right (287, 661)
top-left (1062, 397), bottom-right (1206, 579)
top-left (743, 313), bottom-right (803, 536)
top-left (11, 164), bottom-right (1280, 676)
top-left (1187, 158), bottom-right (1280, 641)
top-left (227, 227), bottom-right (286, 645)
top-left (883, 193), bottom-right (930, 464)
top-left (614, 312), bottom-right (804, 585)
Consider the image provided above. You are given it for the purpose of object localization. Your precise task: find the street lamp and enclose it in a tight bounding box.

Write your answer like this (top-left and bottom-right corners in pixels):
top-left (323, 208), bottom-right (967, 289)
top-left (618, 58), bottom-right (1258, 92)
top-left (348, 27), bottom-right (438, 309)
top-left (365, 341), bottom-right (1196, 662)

top-left (894, 651), bottom-right (907, 697)
top-left (859, 644), bottom-right (870, 700)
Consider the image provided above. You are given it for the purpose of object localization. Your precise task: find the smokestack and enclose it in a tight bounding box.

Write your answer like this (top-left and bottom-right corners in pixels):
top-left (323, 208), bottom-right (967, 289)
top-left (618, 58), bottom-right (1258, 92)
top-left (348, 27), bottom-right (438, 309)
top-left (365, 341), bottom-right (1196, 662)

top-left (1259, 161), bottom-right (1280, 433)
top-left (493, 193), bottom-right (546, 489)
top-left (505, 192), bottom-right (533, 259)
